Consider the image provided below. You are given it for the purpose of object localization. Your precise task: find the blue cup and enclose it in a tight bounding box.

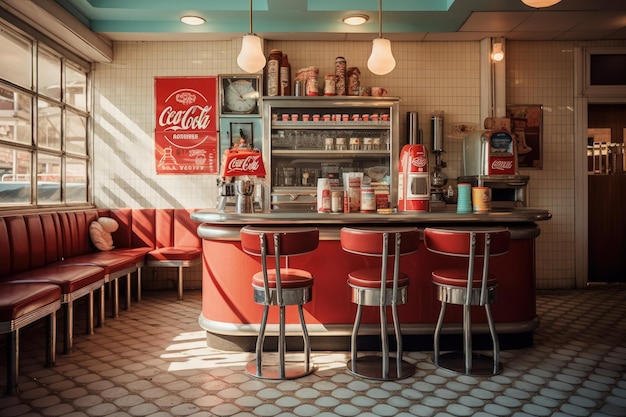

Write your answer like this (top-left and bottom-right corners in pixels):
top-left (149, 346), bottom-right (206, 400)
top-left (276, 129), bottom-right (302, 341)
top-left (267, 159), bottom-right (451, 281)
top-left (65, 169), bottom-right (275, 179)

top-left (456, 183), bottom-right (472, 214)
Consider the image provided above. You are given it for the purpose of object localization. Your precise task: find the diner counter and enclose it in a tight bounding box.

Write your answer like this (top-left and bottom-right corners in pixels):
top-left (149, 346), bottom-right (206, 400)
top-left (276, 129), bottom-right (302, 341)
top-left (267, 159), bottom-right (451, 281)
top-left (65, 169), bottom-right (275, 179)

top-left (191, 208), bottom-right (551, 351)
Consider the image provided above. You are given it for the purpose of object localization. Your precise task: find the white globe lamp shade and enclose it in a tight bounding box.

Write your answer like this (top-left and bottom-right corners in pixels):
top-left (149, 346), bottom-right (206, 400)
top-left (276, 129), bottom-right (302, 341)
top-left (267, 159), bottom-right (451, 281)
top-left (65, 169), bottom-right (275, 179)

top-left (521, 0), bottom-right (561, 7)
top-left (237, 34), bottom-right (266, 73)
top-left (367, 38), bottom-right (396, 76)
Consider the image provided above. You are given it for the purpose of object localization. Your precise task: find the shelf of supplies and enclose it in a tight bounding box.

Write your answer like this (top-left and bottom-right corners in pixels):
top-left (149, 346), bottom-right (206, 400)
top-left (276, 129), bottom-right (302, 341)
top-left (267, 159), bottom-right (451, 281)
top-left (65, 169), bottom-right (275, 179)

top-left (272, 121), bottom-right (390, 129)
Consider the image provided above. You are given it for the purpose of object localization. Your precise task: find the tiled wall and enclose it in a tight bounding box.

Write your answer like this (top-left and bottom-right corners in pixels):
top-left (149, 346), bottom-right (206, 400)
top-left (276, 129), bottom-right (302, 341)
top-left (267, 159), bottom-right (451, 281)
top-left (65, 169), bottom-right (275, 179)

top-left (92, 38), bottom-right (626, 289)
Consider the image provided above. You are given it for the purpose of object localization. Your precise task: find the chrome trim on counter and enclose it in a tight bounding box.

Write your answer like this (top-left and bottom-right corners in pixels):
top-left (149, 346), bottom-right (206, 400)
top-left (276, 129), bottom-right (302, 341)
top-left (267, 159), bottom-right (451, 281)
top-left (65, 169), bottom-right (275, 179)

top-left (191, 208), bottom-right (552, 226)
top-left (198, 314), bottom-right (539, 337)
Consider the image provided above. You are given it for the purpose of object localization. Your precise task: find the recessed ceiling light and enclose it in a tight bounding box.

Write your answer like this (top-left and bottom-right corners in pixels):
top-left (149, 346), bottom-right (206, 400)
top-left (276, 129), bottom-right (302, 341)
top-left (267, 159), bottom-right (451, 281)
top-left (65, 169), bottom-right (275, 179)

top-left (181, 16), bottom-right (206, 26)
top-left (343, 15), bottom-right (369, 26)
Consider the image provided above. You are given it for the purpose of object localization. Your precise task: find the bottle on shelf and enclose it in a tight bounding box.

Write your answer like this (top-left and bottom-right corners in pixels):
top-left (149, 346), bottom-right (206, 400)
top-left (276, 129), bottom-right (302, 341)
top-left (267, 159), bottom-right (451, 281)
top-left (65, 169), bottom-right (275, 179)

top-left (280, 54), bottom-right (291, 96)
top-left (266, 49), bottom-right (282, 96)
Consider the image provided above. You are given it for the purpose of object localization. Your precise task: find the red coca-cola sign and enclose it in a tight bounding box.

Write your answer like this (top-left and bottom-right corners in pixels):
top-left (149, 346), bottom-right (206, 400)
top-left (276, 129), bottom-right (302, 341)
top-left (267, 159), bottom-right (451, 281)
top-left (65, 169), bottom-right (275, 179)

top-left (489, 157), bottom-right (516, 175)
top-left (155, 77), bottom-right (218, 174)
top-left (220, 151), bottom-right (266, 177)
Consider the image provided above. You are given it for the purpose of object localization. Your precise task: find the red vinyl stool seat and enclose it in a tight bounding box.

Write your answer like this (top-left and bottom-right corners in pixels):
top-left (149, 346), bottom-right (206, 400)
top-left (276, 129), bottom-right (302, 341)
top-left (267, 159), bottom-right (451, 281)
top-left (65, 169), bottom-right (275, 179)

top-left (240, 226), bottom-right (319, 380)
top-left (340, 227), bottom-right (419, 380)
top-left (423, 227), bottom-right (510, 376)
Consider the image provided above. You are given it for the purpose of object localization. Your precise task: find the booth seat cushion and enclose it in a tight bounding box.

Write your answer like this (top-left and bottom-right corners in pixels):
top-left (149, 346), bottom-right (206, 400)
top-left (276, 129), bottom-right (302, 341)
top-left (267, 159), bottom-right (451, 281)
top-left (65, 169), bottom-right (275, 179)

top-left (0, 282), bottom-right (61, 322)
top-left (6, 265), bottom-right (105, 294)
top-left (146, 246), bottom-right (202, 262)
top-left (58, 252), bottom-right (138, 276)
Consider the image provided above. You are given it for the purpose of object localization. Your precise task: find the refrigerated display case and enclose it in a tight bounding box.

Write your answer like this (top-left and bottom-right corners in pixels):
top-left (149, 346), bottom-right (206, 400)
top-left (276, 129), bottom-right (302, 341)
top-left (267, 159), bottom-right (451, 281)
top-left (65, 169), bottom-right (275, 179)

top-left (262, 96), bottom-right (400, 212)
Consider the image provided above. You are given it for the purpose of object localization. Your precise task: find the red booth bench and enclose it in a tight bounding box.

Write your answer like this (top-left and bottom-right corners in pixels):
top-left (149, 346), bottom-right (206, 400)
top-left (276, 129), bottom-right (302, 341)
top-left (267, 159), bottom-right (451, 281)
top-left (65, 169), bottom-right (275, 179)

top-left (0, 207), bottom-right (201, 395)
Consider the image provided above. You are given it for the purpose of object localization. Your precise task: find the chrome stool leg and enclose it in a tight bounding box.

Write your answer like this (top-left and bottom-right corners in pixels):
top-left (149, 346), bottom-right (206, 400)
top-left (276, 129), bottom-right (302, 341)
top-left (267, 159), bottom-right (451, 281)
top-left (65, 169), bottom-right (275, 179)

top-left (484, 304), bottom-right (501, 374)
top-left (433, 301), bottom-right (447, 366)
top-left (297, 304), bottom-right (311, 373)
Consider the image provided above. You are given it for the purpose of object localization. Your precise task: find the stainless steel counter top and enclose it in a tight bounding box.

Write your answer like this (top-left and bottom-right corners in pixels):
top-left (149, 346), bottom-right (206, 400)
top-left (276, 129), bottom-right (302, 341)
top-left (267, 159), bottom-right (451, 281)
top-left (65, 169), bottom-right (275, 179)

top-left (191, 207), bottom-right (552, 225)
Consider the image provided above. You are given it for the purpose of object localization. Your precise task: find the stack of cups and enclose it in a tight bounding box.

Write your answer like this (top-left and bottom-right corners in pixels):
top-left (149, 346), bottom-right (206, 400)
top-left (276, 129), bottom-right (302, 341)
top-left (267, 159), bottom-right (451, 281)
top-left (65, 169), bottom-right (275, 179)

top-left (472, 186), bottom-right (491, 212)
top-left (456, 183), bottom-right (472, 214)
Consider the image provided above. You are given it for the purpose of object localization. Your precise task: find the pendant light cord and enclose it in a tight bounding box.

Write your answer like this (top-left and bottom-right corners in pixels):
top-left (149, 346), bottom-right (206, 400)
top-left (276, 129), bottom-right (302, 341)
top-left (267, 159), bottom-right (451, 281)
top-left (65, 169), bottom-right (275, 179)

top-left (378, 0), bottom-right (383, 38)
top-left (248, 0), bottom-right (253, 34)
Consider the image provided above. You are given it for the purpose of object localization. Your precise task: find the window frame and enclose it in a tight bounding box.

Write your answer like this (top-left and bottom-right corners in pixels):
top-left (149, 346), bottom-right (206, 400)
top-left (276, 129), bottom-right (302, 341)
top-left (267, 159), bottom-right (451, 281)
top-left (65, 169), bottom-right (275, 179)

top-left (0, 19), bottom-right (92, 209)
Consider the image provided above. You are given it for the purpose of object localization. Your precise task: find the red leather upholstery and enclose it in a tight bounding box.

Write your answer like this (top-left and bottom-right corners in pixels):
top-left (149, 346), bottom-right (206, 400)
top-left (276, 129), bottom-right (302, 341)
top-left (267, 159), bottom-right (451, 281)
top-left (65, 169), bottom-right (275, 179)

top-left (431, 268), bottom-right (497, 288)
top-left (241, 227), bottom-right (319, 256)
top-left (7, 265), bottom-right (104, 294)
top-left (146, 247), bottom-right (201, 262)
top-left (131, 208), bottom-right (156, 249)
top-left (423, 227), bottom-right (510, 258)
top-left (0, 217), bottom-right (10, 278)
top-left (252, 268), bottom-right (314, 289)
top-left (0, 282), bottom-right (60, 322)
top-left (340, 227), bottom-right (418, 290)
top-left (240, 226), bottom-right (318, 291)
top-left (423, 227), bottom-right (509, 290)
top-left (340, 227), bottom-right (419, 256)
top-left (348, 268), bottom-right (410, 289)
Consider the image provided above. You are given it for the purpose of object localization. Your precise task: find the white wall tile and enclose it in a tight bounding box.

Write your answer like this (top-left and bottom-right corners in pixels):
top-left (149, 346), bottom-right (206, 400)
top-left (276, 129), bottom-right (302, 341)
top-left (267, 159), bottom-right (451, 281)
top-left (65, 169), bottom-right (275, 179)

top-left (92, 38), bottom-right (626, 289)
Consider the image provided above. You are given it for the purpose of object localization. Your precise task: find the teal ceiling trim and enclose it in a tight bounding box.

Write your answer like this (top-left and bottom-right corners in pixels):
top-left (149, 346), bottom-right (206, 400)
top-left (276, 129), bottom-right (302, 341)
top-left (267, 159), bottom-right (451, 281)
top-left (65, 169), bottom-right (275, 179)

top-left (79, 0), bottom-right (269, 11)
top-left (308, 0), bottom-right (455, 12)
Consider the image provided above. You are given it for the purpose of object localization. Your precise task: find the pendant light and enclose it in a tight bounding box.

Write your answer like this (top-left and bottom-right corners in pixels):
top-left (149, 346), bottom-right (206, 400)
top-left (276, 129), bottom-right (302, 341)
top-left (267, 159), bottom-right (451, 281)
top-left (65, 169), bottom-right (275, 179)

top-left (367, 0), bottom-right (396, 75)
top-left (521, 0), bottom-right (561, 7)
top-left (237, 0), bottom-right (266, 73)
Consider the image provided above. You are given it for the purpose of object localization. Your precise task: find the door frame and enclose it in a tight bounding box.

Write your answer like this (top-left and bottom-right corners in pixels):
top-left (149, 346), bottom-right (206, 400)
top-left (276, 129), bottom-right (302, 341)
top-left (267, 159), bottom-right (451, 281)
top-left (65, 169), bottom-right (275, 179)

top-left (574, 47), bottom-right (626, 287)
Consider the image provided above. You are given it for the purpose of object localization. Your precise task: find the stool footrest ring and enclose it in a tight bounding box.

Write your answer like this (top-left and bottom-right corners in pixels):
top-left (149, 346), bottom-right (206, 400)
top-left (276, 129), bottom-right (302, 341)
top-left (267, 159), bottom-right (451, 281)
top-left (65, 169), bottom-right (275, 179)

top-left (347, 355), bottom-right (415, 381)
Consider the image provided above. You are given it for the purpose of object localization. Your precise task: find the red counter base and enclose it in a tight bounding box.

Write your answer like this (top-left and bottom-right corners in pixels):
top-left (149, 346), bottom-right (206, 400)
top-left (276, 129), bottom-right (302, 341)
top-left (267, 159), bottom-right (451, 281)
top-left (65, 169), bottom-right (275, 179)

top-left (198, 224), bottom-right (540, 351)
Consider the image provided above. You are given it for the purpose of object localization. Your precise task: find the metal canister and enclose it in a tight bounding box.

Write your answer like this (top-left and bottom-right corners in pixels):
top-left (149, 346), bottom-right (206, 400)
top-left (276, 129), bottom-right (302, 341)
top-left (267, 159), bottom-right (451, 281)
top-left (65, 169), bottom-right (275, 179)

top-left (306, 76), bottom-right (319, 96)
top-left (335, 56), bottom-right (347, 96)
top-left (324, 74), bottom-right (336, 96)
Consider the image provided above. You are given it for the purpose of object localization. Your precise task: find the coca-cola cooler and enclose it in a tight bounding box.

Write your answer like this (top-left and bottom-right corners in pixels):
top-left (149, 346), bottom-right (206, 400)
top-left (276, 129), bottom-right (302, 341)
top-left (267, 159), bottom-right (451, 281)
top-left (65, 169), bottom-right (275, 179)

top-left (459, 130), bottom-right (530, 208)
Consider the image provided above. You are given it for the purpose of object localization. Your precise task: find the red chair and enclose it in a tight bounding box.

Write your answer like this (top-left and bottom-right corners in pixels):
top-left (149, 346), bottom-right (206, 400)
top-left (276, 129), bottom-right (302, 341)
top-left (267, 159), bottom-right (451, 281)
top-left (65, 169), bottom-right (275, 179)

top-left (240, 226), bottom-right (318, 380)
top-left (423, 227), bottom-right (510, 376)
top-left (340, 227), bottom-right (419, 380)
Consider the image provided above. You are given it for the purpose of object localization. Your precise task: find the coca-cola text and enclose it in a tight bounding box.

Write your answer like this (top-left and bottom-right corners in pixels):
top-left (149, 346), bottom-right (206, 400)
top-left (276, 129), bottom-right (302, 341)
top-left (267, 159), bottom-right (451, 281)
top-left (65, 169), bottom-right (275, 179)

top-left (491, 159), bottom-right (514, 171)
top-left (158, 105), bottom-right (212, 131)
top-left (226, 155), bottom-right (262, 174)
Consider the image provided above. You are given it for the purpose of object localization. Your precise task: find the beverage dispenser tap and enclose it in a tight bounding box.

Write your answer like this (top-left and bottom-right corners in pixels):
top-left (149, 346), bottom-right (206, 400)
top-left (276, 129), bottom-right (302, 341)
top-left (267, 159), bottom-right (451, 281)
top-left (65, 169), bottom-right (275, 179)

top-left (217, 140), bottom-right (266, 213)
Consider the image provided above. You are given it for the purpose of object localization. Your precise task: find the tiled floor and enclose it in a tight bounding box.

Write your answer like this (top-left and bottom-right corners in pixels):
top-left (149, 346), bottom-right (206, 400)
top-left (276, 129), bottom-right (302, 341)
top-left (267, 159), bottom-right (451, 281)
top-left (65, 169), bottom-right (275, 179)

top-left (1, 285), bottom-right (625, 417)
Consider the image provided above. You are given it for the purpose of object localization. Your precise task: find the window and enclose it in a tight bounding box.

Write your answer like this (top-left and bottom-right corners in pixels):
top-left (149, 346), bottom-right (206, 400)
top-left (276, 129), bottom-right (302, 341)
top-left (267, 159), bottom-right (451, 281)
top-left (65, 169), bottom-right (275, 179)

top-left (583, 47), bottom-right (626, 97)
top-left (0, 21), bottom-right (91, 207)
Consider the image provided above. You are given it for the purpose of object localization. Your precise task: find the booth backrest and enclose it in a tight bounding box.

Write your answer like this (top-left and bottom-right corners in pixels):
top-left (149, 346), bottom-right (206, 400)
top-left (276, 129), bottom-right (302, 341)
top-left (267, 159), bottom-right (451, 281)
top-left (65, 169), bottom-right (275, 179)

top-left (1, 208), bottom-right (201, 281)
top-left (57, 210), bottom-right (99, 258)
top-left (0, 217), bottom-right (11, 278)
top-left (100, 208), bottom-right (201, 249)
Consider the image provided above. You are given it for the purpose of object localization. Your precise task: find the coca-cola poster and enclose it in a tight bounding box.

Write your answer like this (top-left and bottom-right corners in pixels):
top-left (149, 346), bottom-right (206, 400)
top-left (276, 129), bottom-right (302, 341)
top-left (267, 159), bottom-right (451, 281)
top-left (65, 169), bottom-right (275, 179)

top-left (154, 77), bottom-right (218, 174)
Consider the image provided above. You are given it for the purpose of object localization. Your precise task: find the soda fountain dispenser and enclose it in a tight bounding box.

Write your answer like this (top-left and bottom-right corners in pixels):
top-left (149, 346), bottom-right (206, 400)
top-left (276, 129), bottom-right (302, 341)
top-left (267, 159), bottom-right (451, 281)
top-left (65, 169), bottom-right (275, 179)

top-left (217, 140), bottom-right (266, 213)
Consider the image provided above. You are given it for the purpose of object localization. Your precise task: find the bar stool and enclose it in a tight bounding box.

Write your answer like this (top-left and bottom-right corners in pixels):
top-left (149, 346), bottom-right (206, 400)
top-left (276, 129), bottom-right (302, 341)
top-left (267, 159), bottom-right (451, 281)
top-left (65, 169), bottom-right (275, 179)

top-left (240, 226), bottom-right (318, 380)
top-left (340, 226), bottom-right (419, 380)
top-left (423, 227), bottom-right (510, 376)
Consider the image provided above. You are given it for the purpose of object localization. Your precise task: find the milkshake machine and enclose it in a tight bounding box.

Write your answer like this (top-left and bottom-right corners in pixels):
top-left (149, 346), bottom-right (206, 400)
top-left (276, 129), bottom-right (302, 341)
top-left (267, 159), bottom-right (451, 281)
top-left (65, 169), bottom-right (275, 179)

top-left (429, 111), bottom-right (448, 204)
top-left (398, 112), bottom-right (429, 212)
top-left (217, 143), bottom-right (266, 213)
